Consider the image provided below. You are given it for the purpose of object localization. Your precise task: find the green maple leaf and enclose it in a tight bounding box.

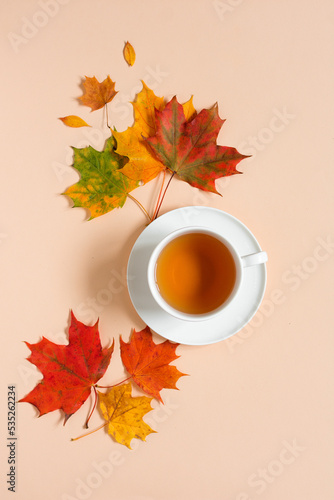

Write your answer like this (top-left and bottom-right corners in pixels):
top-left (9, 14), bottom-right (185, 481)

top-left (63, 137), bottom-right (138, 219)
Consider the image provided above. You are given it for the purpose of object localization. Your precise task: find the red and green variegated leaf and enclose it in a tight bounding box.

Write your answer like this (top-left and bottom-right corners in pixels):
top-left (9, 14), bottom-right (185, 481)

top-left (146, 96), bottom-right (248, 193)
top-left (184, 103), bottom-right (225, 147)
top-left (174, 143), bottom-right (246, 193)
top-left (146, 96), bottom-right (189, 172)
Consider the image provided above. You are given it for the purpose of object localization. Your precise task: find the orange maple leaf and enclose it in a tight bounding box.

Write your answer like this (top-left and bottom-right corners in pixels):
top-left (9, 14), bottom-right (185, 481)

top-left (79, 75), bottom-right (118, 111)
top-left (120, 326), bottom-right (186, 403)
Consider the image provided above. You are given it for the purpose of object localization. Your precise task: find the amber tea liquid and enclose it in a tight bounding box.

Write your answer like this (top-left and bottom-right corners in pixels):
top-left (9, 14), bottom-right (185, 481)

top-left (154, 232), bottom-right (237, 314)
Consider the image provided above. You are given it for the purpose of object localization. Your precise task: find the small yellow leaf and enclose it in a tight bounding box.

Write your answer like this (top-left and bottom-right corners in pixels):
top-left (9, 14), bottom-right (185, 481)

top-left (59, 115), bottom-right (91, 128)
top-left (98, 383), bottom-right (156, 448)
top-left (123, 41), bottom-right (136, 66)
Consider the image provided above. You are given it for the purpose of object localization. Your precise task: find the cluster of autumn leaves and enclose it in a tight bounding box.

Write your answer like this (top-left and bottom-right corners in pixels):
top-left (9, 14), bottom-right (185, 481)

top-left (21, 50), bottom-right (249, 447)
top-left (20, 313), bottom-right (185, 448)
top-left (59, 74), bottom-right (248, 220)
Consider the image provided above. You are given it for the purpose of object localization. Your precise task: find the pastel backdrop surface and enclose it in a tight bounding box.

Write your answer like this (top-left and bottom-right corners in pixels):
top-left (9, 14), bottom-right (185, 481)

top-left (1, 1), bottom-right (334, 499)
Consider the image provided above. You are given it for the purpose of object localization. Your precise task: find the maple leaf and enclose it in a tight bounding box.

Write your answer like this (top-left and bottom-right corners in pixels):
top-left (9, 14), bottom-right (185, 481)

top-left (98, 383), bottom-right (155, 448)
top-left (120, 326), bottom-right (186, 403)
top-left (20, 312), bottom-right (114, 424)
top-left (114, 82), bottom-right (197, 184)
top-left (146, 96), bottom-right (248, 194)
top-left (123, 41), bottom-right (136, 66)
top-left (114, 82), bottom-right (166, 184)
top-left (131, 81), bottom-right (165, 136)
top-left (63, 137), bottom-right (138, 219)
top-left (79, 75), bottom-right (118, 111)
top-left (114, 127), bottom-right (165, 185)
top-left (59, 115), bottom-right (91, 128)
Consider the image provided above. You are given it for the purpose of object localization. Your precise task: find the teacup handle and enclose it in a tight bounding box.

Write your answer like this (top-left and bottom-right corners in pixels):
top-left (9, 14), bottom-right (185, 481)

top-left (241, 251), bottom-right (268, 268)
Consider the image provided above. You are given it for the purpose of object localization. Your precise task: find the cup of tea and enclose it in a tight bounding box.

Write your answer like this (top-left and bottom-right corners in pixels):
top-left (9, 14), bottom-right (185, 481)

top-left (147, 227), bottom-right (267, 322)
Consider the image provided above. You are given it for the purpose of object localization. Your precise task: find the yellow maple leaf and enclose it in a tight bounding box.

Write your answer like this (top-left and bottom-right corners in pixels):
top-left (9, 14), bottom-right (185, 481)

top-left (114, 127), bottom-right (165, 184)
top-left (114, 83), bottom-right (198, 184)
top-left (132, 80), bottom-right (165, 136)
top-left (113, 82), bottom-right (166, 184)
top-left (98, 383), bottom-right (156, 448)
top-left (182, 95), bottom-right (197, 122)
top-left (113, 83), bottom-right (163, 183)
top-left (79, 75), bottom-right (118, 111)
top-left (123, 41), bottom-right (136, 66)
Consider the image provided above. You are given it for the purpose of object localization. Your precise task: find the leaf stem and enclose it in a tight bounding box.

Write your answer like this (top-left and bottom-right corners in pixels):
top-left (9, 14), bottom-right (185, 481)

top-left (85, 386), bottom-right (98, 429)
top-left (152, 170), bottom-right (166, 220)
top-left (96, 376), bottom-right (132, 389)
top-left (154, 171), bottom-right (175, 220)
top-left (105, 103), bottom-right (111, 129)
top-left (127, 193), bottom-right (151, 222)
top-left (71, 422), bottom-right (108, 442)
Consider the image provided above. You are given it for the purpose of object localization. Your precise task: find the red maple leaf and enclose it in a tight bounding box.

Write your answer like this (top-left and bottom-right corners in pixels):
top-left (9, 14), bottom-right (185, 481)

top-left (120, 326), bottom-right (186, 403)
top-left (146, 96), bottom-right (248, 193)
top-left (20, 312), bottom-right (114, 423)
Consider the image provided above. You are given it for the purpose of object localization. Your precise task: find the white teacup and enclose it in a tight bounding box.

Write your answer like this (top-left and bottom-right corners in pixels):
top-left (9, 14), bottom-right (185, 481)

top-left (147, 226), bottom-right (267, 322)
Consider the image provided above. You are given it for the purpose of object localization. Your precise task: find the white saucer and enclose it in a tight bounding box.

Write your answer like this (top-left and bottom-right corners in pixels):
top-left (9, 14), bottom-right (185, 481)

top-left (127, 207), bottom-right (267, 345)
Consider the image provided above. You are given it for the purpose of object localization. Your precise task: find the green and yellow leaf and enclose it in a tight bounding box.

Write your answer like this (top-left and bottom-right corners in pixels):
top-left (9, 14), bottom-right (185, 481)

top-left (63, 137), bottom-right (138, 219)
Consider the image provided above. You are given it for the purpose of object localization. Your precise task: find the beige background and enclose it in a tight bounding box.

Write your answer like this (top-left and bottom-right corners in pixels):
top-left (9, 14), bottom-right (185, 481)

top-left (1, 1), bottom-right (334, 499)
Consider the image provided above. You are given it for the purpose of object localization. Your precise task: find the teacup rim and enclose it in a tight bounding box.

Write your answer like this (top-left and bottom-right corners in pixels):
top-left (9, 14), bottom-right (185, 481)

top-left (147, 226), bottom-right (243, 322)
